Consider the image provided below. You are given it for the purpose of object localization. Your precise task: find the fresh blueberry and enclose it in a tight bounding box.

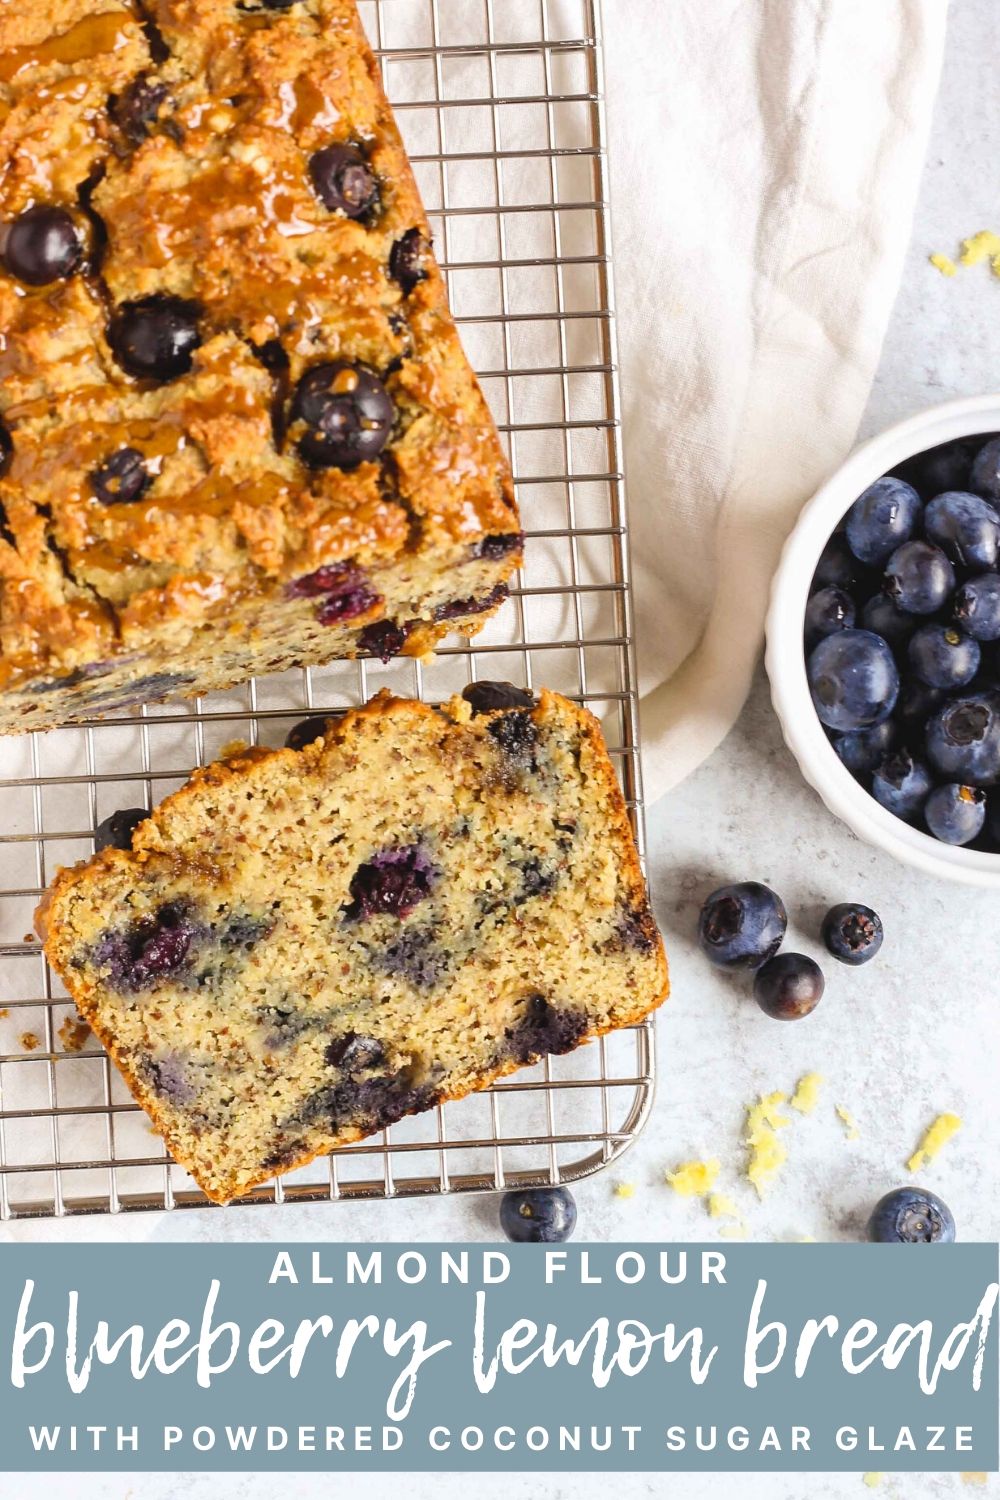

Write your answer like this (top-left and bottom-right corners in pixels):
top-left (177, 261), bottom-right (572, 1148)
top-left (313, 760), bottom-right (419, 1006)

top-left (108, 296), bottom-right (202, 381)
top-left (867, 1186), bottom-right (956, 1244)
top-left (907, 624), bottom-right (980, 690)
top-left (499, 1186), bottom-right (577, 1244)
top-left (926, 691), bottom-right (1000, 786)
top-left (821, 903), bottom-right (883, 965)
top-left (697, 882), bottom-right (787, 971)
top-left (859, 592), bottom-right (918, 655)
top-left (804, 586), bottom-right (855, 650)
top-left (463, 681), bottom-right (536, 715)
top-left (953, 572), bottom-right (1000, 641)
top-left (94, 807), bottom-right (148, 852)
top-left (845, 477), bottom-right (921, 566)
top-left (807, 629), bottom-right (899, 732)
top-left (309, 144), bottom-right (378, 219)
top-left (2, 206), bottom-right (83, 286)
top-left (753, 953), bottom-right (824, 1020)
top-left (343, 844), bottom-right (437, 921)
top-left (893, 437), bottom-right (982, 500)
top-left (924, 490), bottom-right (1000, 571)
top-left (811, 534), bottom-right (873, 595)
top-left (290, 362), bottom-right (394, 470)
top-left (969, 437), bottom-right (1000, 505)
top-left (924, 782), bottom-right (986, 845)
top-left (90, 447), bottom-right (151, 506)
top-left (895, 677), bottom-right (946, 742)
top-left (389, 228), bottom-right (430, 296)
top-left (884, 541), bottom-right (955, 615)
top-left (871, 749), bottom-right (934, 821)
top-left (284, 715), bottom-right (333, 751)
top-left (832, 719), bottom-right (897, 776)
top-left (109, 74), bottom-right (171, 145)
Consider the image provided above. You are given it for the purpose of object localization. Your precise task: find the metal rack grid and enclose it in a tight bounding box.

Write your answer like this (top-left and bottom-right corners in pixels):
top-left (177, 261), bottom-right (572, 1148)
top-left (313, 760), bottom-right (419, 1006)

top-left (0, 0), bottom-right (654, 1219)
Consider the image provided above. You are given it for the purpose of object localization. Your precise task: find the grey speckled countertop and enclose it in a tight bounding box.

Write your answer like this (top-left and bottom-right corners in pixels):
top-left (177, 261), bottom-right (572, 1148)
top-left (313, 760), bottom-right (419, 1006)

top-left (8, 2), bottom-right (1000, 1498)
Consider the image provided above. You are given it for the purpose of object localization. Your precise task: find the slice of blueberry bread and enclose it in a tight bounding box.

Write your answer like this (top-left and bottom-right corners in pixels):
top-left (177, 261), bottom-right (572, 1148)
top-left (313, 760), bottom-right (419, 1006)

top-left (0, 1), bottom-right (518, 734)
top-left (36, 687), bottom-right (668, 1204)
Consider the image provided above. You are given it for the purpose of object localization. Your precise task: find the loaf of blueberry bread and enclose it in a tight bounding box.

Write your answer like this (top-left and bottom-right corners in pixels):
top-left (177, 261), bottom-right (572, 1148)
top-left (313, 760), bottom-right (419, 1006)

top-left (36, 686), bottom-right (668, 1204)
top-left (0, 0), bottom-right (519, 735)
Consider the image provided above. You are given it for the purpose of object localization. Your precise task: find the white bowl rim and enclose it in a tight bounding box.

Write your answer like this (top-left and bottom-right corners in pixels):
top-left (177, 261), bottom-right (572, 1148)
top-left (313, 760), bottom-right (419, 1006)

top-left (766, 391), bottom-right (1000, 887)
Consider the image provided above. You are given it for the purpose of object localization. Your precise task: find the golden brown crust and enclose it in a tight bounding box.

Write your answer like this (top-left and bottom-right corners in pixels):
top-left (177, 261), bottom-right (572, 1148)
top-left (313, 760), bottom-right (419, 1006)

top-left (0, 1), bottom-right (519, 725)
top-left (39, 689), bottom-right (668, 1204)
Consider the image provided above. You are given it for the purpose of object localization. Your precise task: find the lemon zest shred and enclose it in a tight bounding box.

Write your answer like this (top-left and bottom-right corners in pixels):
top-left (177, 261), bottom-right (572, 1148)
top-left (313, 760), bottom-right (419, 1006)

top-left (907, 1112), bottom-right (962, 1174)
top-left (665, 1158), bottom-right (720, 1198)
top-left (614, 1182), bottom-right (636, 1200)
top-left (836, 1105), bottom-right (860, 1142)
top-left (790, 1072), bottom-right (824, 1114)
top-left (960, 229), bottom-right (1000, 266)
top-left (745, 1092), bottom-right (790, 1197)
top-left (929, 252), bottom-right (957, 277)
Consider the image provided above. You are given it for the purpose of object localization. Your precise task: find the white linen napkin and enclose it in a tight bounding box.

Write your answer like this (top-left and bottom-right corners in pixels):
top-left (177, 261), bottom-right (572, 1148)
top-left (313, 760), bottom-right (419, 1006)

top-left (602, 0), bottom-right (948, 800)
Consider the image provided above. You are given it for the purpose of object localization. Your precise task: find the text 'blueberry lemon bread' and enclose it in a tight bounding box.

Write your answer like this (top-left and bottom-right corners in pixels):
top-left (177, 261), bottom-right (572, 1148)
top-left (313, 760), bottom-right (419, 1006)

top-left (0, 0), bottom-right (519, 734)
top-left (36, 687), bottom-right (668, 1204)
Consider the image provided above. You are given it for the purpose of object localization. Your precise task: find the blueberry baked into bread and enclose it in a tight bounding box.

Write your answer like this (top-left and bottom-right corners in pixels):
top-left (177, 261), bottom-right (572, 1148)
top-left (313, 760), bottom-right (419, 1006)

top-left (36, 687), bottom-right (669, 1204)
top-left (0, 0), bottom-right (519, 735)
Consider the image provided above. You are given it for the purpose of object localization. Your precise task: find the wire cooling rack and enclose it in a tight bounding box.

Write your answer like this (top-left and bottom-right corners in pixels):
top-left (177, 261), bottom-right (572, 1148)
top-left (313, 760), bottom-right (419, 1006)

top-left (0, 0), bottom-right (654, 1219)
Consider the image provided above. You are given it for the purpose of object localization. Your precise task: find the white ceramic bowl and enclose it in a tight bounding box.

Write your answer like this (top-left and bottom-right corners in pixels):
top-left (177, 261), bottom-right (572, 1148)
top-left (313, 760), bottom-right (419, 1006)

top-left (766, 393), bottom-right (1000, 887)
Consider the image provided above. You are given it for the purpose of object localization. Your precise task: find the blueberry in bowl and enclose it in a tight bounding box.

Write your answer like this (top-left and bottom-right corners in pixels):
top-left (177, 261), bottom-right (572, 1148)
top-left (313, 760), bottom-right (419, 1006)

top-left (768, 405), bottom-right (1000, 882)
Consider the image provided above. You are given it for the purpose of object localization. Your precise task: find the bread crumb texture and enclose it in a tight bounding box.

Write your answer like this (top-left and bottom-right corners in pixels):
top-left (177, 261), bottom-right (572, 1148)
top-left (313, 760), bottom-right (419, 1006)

top-left (907, 1112), bottom-right (961, 1175)
top-left (37, 690), bottom-right (668, 1204)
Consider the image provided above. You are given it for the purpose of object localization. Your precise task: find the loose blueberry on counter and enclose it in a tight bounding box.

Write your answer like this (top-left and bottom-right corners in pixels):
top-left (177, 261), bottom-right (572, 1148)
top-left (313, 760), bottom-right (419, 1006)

top-left (463, 680), bottom-right (536, 715)
top-left (832, 719), bottom-right (896, 776)
top-left (309, 144), bottom-right (378, 219)
top-left (807, 629), bottom-right (899, 732)
top-left (907, 624), bottom-right (980, 691)
top-left (499, 1186), bottom-right (577, 1244)
top-left (108, 296), bottom-right (202, 381)
top-left (871, 749), bottom-right (934, 822)
top-left (924, 782), bottom-right (986, 845)
top-left (284, 715), bottom-right (334, 751)
top-left (753, 953), bottom-right (824, 1020)
top-left (94, 807), bottom-right (148, 852)
top-left (291, 362), bottom-right (394, 470)
top-left (804, 586), bottom-right (854, 651)
top-left (883, 540), bottom-right (955, 615)
top-left (923, 490), bottom-right (1000, 571)
top-left (389, 228), bottom-right (430, 296)
top-left (859, 592), bottom-right (917, 655)
top-left (953, 571), bottom-right (1000, 641)
top-left (821, 903), bottom-right (883, 966)
top-left (969, 437), bottom-right (1000, 505)
top-left (867, 1187), bottom-right (956, 1244)
top-left (845, 476), bottom-right (921, 566)
top-left (2, 206), bottom-right (83, 286)
top-left (90, 447), bottom-right (152, 506)
top-left (811, 534), bottom-right (873, 595)
top-left (926, 690), bottom-right (1000, 785)
top-left (697, 882), bottom-right (787, 971)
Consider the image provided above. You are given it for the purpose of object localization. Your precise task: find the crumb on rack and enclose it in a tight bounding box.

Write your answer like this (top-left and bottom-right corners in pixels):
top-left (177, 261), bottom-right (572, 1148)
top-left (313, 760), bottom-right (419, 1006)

top-left (19, 1032), bottom-right (40, 1052)
top-left (907, 1112), bottom-right (961, 1174)
top-left (614, 1182), bottom-right (636, 1200)
top-left (790, 1072), bottom-right (824, 1114)
top-left (666, 1158), bottom-right (720, 1197)
top-left (0, 1008), bottom-right (8, 1019)
top-left (58, 1015), bottom-right (91, 1053)
top-left (929, 252), bottom-right (957, 277)
top-left (836, 1104), bottom-right (861, 1142)
top-left (219, 738), bottom-right (250, 760)
top-left (745, 1092), bottom-right (790, 1197)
